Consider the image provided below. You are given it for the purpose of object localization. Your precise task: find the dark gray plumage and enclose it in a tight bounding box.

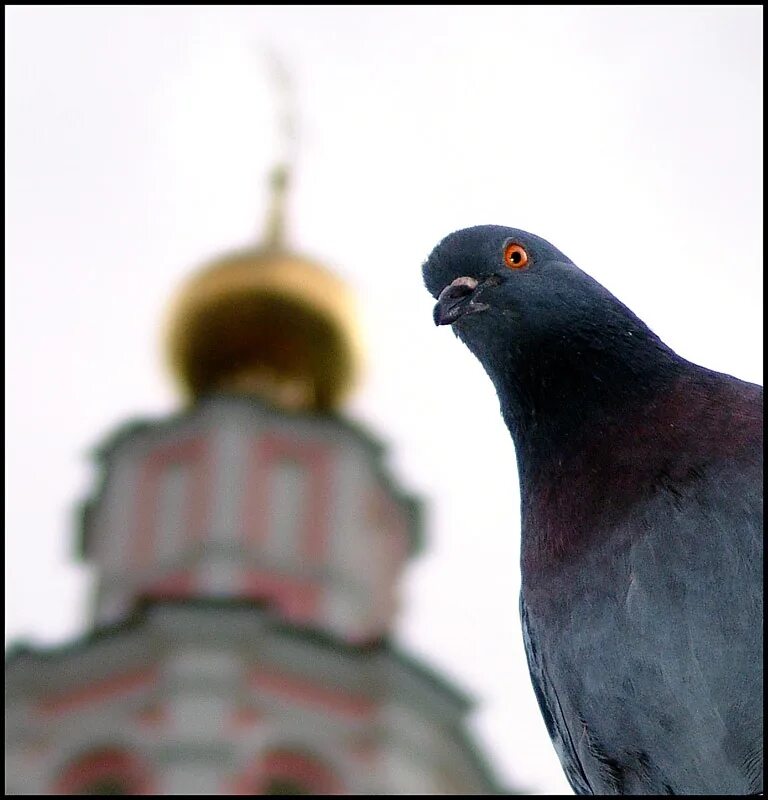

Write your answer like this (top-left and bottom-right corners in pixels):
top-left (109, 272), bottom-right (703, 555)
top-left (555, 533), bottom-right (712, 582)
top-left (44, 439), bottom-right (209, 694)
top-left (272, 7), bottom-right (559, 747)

top-left (423, 225), bottom-right (763, 795)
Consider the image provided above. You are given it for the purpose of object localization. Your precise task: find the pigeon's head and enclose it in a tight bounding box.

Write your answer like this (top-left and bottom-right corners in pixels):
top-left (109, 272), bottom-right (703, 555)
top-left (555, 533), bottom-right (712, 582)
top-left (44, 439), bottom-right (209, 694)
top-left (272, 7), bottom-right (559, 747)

top-left (425, 225), bottom-right (653, 347)
top-left (423, 225), bottom-right (673, 416)
top-left (423, 225), bottom-right (598, 333)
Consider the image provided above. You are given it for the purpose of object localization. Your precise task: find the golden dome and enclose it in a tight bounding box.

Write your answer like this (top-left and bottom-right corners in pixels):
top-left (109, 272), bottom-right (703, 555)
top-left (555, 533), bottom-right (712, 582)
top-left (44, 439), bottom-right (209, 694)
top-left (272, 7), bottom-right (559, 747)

top-left (165, 244), bottom-right (362, 412)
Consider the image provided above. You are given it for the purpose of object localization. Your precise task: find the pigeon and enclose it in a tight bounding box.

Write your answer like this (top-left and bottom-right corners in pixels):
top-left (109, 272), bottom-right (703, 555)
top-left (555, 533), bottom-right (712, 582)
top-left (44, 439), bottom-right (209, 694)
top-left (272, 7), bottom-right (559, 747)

top-left (423, 225), bottom-right (763, 795)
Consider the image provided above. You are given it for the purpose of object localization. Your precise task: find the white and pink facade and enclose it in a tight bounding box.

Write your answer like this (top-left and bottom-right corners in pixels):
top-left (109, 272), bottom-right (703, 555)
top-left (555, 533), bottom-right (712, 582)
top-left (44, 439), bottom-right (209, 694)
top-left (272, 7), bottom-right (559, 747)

top-left (6, 397), bottom-right (504, 794)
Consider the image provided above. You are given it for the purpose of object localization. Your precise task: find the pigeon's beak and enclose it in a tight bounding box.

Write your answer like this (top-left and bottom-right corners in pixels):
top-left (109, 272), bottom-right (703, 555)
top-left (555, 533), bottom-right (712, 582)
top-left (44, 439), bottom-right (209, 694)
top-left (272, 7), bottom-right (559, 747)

top-left (433, 276), bottom-right (489, 326)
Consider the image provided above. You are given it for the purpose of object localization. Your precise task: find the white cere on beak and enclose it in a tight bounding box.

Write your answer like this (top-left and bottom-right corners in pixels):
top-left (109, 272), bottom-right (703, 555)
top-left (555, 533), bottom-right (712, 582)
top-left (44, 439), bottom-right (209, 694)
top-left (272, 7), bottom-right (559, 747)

top-left (450, 276), bottom-right (479, 291)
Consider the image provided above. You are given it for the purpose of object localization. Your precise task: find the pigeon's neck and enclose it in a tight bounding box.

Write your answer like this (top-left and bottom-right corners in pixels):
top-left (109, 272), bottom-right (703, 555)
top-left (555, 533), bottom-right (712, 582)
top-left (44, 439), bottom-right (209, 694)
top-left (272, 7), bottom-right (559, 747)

top-left (495, 325), bottom-right (680, 461)
top-left (493, 326), bottom-right (680, 575)
top-left (494, 330), bottom-right (762, 587)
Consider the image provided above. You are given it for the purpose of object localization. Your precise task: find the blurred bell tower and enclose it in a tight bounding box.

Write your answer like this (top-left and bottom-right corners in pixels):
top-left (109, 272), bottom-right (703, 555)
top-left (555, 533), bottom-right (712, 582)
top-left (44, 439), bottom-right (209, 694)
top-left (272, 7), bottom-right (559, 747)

top-left (4, 63), bottom-right (507, 795)
top-left (87, 161), bottom-right (406, 642)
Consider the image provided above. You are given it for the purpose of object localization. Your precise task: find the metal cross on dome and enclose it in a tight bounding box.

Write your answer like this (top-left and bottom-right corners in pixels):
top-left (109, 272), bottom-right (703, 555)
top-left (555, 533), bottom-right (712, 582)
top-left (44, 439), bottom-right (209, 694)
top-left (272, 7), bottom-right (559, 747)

top-left (262, 47), bottom-right (297, 251)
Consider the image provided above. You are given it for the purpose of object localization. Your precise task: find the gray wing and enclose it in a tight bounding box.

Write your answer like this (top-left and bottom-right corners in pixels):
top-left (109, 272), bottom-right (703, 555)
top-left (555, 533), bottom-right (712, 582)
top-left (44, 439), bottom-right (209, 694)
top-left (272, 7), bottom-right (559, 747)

top-left (520, 594), bottom-right (593, 795)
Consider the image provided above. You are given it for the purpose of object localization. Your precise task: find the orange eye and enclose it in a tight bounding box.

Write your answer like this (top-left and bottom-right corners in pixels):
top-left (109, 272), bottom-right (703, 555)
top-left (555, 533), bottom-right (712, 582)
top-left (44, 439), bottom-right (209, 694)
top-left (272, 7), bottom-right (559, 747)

top-left (504, 242), bottom-right (529, 270)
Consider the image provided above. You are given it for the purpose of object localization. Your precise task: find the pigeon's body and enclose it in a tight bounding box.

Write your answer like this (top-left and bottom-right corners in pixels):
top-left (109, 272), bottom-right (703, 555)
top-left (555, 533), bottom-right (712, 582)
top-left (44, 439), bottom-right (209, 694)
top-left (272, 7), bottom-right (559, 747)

top-left (423, 225), bottom-right (763, 795)
top-left (521, 368), bottom-right (762, 794)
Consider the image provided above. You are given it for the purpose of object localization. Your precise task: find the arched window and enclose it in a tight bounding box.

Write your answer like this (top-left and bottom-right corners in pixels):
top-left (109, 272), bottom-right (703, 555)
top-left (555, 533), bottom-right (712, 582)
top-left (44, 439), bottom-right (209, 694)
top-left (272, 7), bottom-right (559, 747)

top-left (53, 748), bottom-right (151, 795)
top-left (78, 776), bottom-right (130, 795)
top-left (234, 748), bottom-right (343, 795)
top-left (263, 777), bottom-right (312, 795)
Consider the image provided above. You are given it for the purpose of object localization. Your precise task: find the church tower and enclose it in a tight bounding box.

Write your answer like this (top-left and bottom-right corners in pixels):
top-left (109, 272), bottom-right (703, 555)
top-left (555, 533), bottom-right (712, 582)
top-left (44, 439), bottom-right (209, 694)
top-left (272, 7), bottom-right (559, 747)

top-left (5, 156), bottom-right (506, 796)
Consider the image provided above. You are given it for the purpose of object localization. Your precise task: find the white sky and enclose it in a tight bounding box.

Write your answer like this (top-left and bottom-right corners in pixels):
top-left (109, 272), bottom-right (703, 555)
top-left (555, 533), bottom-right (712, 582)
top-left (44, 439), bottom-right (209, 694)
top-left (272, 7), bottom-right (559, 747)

top-left (5, 6), bottom-right (763, 795)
